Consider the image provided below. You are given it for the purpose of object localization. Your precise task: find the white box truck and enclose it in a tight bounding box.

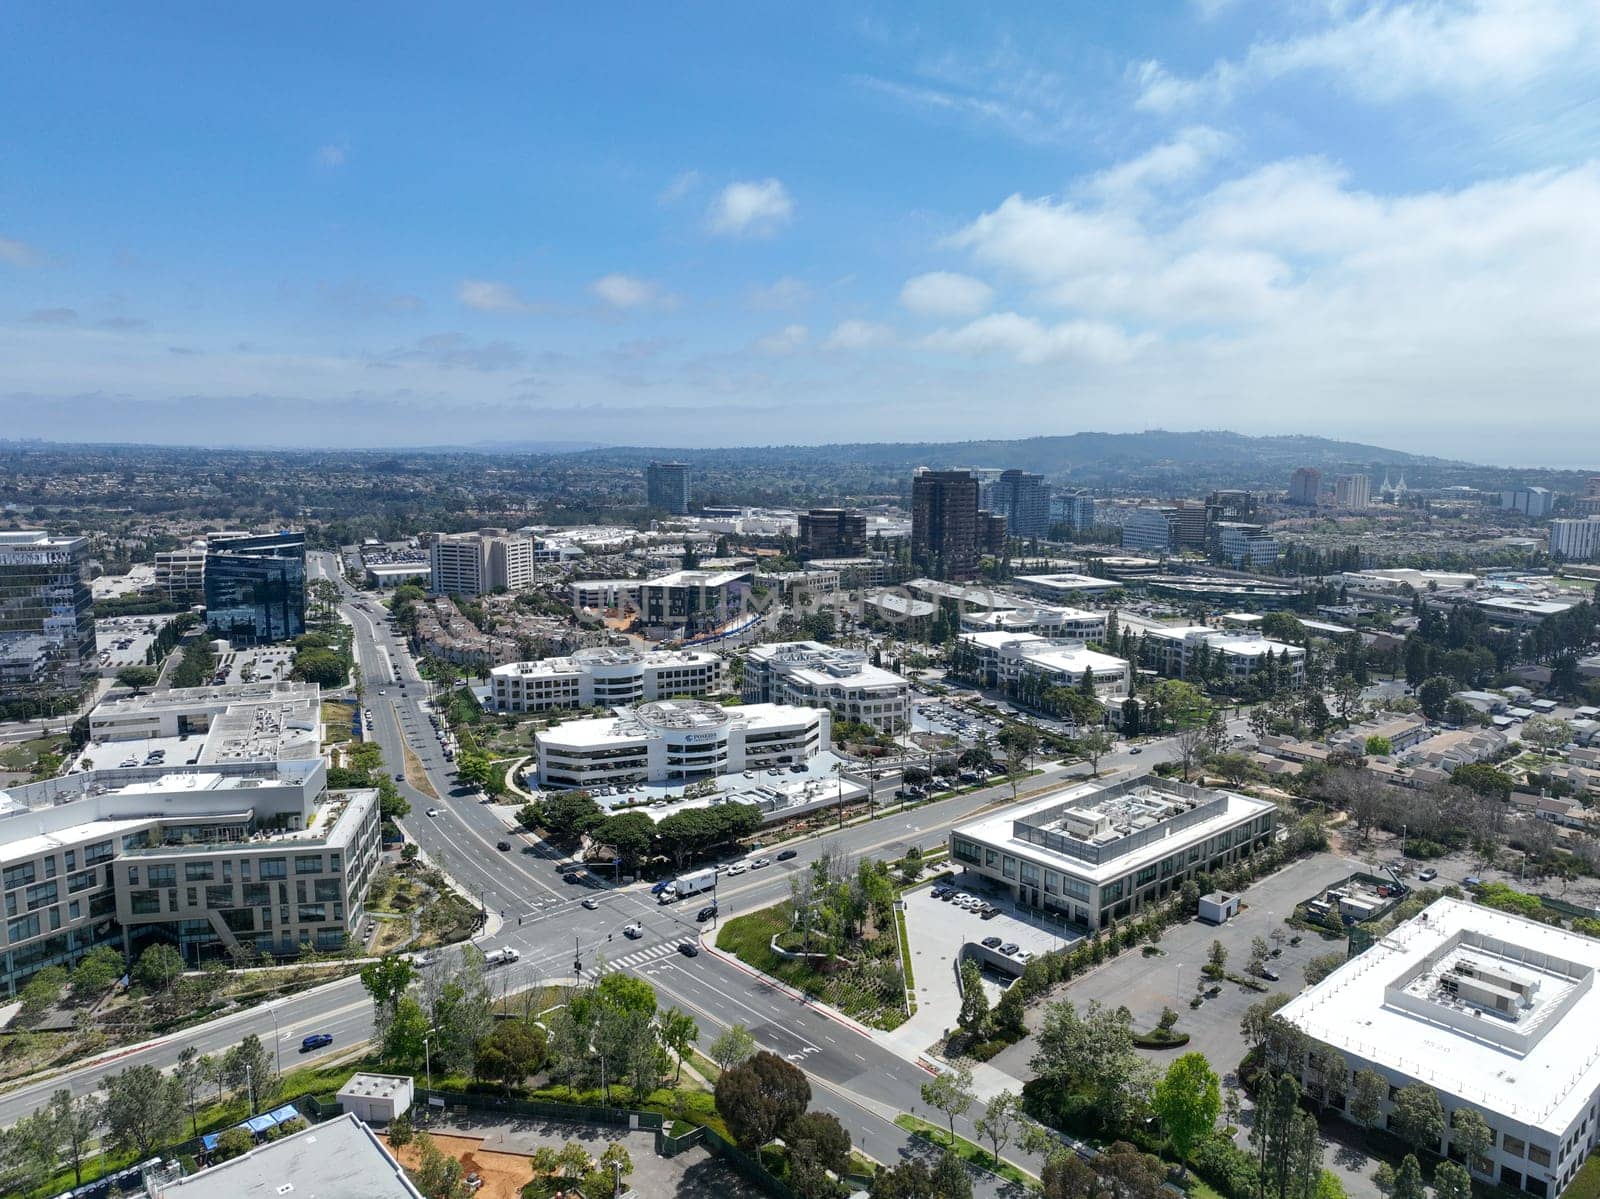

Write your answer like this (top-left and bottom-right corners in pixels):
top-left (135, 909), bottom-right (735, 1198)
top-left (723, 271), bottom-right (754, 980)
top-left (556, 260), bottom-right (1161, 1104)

top-left (673, 868), bottom-right (718, 899)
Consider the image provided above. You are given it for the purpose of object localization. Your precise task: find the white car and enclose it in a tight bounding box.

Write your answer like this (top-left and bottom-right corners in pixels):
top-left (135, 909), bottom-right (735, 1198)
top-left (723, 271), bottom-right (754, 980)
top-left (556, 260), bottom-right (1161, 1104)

top-left (426, 808), bottom-right (440, 817)
top-left (726, 863), bottom-right (747, 876)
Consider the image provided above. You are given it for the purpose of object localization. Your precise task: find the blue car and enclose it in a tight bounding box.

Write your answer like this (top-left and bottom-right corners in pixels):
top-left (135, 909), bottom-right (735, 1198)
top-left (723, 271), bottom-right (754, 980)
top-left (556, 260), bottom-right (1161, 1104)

top-left (300, 1033), bottom-right (333, 1052)
top-left (650, 879), bottom-right (673, 895)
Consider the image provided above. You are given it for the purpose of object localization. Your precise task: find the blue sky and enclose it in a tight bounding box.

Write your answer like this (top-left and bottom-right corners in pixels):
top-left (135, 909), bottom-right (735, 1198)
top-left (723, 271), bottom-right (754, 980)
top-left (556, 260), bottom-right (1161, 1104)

top-left (3, 2), bottom-right (1599, 463)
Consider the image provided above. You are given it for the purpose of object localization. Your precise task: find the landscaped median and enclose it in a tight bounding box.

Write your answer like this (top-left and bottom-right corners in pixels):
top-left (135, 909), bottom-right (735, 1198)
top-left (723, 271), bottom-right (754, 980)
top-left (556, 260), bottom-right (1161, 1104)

top-left (894, 1112), bottom-right (1038, 1188)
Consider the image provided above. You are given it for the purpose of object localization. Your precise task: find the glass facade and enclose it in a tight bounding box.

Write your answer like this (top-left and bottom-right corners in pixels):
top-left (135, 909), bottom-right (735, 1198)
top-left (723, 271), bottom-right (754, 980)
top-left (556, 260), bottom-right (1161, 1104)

top-left (204, 530), bottom-right (306, 645)
top-left (0, 530), bottom-right (96, 704)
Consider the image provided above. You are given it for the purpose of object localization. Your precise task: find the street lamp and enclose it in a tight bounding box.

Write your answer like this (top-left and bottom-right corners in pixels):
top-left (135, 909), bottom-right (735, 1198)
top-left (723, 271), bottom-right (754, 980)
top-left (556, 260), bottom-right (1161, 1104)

top-left (265, 1000), bottom-right (282, 1075)
top-left (422, 1027), bottom-right (437, 1092)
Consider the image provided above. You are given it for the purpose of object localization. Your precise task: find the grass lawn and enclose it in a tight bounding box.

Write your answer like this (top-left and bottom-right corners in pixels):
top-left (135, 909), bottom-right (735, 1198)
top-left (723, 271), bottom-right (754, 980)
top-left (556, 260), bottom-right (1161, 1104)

top-left (1187, 1178), bottom-right (1228, 1199)
top-left (0, 734), bottom-right (66, 772)
top-left (893, 1113), bottom-right (1037, 1188)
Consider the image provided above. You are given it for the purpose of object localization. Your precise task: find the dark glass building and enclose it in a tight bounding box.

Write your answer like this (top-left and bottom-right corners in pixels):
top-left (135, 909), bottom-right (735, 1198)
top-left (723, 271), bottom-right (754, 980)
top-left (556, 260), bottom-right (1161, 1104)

top-left (0, 530), bottom-right (97, 706)
top-left (204, 531), bottom-right (306, 645)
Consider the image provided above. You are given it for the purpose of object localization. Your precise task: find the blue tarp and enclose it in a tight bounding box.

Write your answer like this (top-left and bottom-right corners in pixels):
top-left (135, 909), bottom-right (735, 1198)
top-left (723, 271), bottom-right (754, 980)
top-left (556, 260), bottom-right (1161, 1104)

top-left (244, 1114), bottom-right (275, 1134)
top-left (265, 1104), bottom-right (299, 1125)
top-left (200, 1133), bottom-right (220, 1151)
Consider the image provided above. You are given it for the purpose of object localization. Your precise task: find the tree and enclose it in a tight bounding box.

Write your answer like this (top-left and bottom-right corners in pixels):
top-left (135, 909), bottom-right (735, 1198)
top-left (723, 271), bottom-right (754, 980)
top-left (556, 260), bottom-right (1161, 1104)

top-left (1349, 1068), bottom-right (1387, 1132)
top-left (932, 1150), bottom-right (974, 1199)
top-left (1042, 1150), bottom-right (1098, 1199)
top-left (788, 1111), bottom-right (852, 1199)
top-left (714, 1051), bottom-right (810, 1150)
top-left (1364, 735), bottom-right (1393, 757)
top-left (115, 664), bottom-right (160, 689)
top-left (974, 1089), bottom-right (1023, 1166)
top-left (134, 942), bottom-right (185, 990)
top-left (1207, 938), bottom-right (1228, 976)
top-left (1523, 715), bottom-right (1575, 756)
top-left (708, 1023), bottom-right (757, 1072)
top-left (1417, 676), bottom-right (1453, 720)
top-left (596, 811), bottom-right (655, 874)
top-left (594, 971), bottom-right (657, 1019)
top-left (388, 1111), bottom-right (414, 1147)
top-left (1393, 1155), bottom-right (1426, 1199)
top-left (1451, 763), bottom-right (1514, 802)
top-left (70, 945), bottom-right (124, 1000)
top-left (1391, 1084), bottom-right (1445, 1157)
top-left (472, 1018), bottom-right (546, 1090)
top-left (360, 955), bottom-right (414, 1041)
top-left (1174, 724), bottom-right (1211, 782)
top-left (103, 1064), bottom-right (185, 1158)
top-left (1374, 1162), bottom-right (1397, 1197)
top-left (223, 1033), bottom-right (278, 1113)
top-left (385, 994), bottom-right (431, 1063)
top-left (45, 1088), bottom-right (102, 1186)
top-left (1450, 1108), bottom-right (1492, 1172)
top-left (1152, 1052), bottom-right (1221, 1170)
top-left (658, 1007), bottom-right (698, 1085)
top-left (871, 1152), bottom-right (972, 1199)
top-left (414, 1130), bottom-right (470, 1199)
top-left (920, 1063), bottom-right (976, 1147)
top-left (1305, 952), bottom-right (1346, 986)
top-left (599, 1141), bottom-right (634, 1190)
top-left (541, 792), bottom-right (606, 843)
top-left (957, 959), bottom-right (989, 1033)
top-left (1031, 998), bottom-right (1153, 1134)
top-left (0, 1114), bottom-right (55, 1197)
top-left (18, 965), bottom-right (66, 1020)
top-left (1249, 936), bottom-right (1270, 976)
top-left (213, 1126), bottom-right (256, 1162)
top-left (174, 1046), bottom-right (208, 1137)
top-left (1433, 1161), bottom-right (1472, 1199)
top-left (1079, 730), bottom-right (1116, 775)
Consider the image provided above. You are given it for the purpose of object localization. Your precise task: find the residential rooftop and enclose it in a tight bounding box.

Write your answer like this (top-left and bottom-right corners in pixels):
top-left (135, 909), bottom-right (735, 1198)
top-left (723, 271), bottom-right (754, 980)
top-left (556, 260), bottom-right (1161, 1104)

top-left (152, 1111), bottom-right (421, 1198)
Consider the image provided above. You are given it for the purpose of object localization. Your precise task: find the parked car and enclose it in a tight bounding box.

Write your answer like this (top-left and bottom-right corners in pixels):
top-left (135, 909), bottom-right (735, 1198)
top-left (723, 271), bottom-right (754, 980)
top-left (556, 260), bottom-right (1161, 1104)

top-left (1259, 966), bottom-right (1281, 982)
top-left (981, 936), bottom-right (1003, 949)
top-left (1000, 943), bottom-right (1020, 955)
top-left (300, 1033), bottom-right (333, 1052)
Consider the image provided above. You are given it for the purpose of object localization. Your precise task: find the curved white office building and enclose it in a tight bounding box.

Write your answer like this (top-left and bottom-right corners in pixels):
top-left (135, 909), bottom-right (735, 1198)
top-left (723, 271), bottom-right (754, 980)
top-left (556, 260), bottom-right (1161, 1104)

top-left (491, 646), bottom-right (726, 713)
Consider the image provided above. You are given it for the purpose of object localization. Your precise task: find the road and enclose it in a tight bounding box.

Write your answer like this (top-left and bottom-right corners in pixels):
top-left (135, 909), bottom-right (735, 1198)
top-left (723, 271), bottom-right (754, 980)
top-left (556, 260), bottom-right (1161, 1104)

top-left (2, 552), bottom-right (1205, 1189)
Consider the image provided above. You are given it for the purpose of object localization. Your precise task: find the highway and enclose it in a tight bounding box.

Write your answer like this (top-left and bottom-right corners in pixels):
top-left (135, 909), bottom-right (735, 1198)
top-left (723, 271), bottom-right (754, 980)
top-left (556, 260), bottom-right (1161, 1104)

top-left (0, 551), bottom-right (1199, 1187)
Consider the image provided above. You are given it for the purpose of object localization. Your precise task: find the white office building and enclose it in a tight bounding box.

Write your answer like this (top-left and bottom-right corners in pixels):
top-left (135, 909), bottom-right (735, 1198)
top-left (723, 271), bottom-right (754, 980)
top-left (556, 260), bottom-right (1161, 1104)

top-left (1549, 518), bottom-right (1600, 562)
top-left (1214, 523), bottom-right (1281, 569)
top-left (0, 760), bottom-right (381, 996)
top-left (535, 699), bottom-right (829, 788)
top-left (86, 682), bottom-right (322, 763)
top-left (427, 529), bottom-right (535, 597)
top-left (1281, 898), bottom-right (1600, 1198)
top-left (1140, 626), bottom-right (1306, 684)
top-left (957, 632), bottom-right (1131, 697)
top-left (1121, 507), bottom-right (1180, 553)
top-left (961, 605), bottom-right (1107, 640)
top-left (950, 775), bottom-right (1276, 930)
top-left (742, 641), bottom-right (911, 732)
top-left (154, 546), bottom-right (207, 601)
top-left (490, 647), bottom-right (726, 713)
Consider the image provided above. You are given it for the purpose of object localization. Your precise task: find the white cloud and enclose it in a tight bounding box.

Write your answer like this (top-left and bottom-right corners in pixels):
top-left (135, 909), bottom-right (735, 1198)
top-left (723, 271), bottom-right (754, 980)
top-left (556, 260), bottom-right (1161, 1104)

top-left (707, 179), bottom-right (794, 237)
top-left (899, 271), bottom-right (994, 319)
top-left (823, 320), bottom-right (896, 350)
top-left (590, 273), bottom-right (675, 310)
top-left (923, 313), bottom-right (1146, 365)
top-left (1088, 126), bottom-right (1231, 199)
top-left (315, 143), bottom-right (347, 168)
top-left (753, 323), bottom-right (809, 355)
top-left (457, 279), bottom-right (531, 313)
top-left (1136, 0), bottom-right (1600, 112)
top-left (659, 170), bottom-right (701, 204)
top-left (748, 276), bottom-right (812, 309)
top-left (0, 235), bottom-right (38, 267)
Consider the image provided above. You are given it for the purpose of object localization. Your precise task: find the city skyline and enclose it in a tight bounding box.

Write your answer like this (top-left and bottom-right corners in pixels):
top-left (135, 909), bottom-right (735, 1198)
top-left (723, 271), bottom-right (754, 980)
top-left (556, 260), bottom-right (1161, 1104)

top-left (4, 4), bottom-right (1600, 463)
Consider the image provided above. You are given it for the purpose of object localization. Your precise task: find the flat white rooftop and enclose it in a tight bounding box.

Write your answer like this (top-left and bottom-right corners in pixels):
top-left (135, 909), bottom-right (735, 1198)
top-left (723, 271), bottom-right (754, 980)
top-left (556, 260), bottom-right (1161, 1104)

top-left (1280, 898), bottom-right (1600, 1135)
top-left (540, 701), bottom-right (819, 748)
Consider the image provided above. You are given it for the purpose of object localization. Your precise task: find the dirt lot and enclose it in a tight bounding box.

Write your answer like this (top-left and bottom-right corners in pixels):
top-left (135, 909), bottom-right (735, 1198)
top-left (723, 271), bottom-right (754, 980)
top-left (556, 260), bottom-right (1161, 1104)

top-left (386, 1132), bottom-right (530, 1199)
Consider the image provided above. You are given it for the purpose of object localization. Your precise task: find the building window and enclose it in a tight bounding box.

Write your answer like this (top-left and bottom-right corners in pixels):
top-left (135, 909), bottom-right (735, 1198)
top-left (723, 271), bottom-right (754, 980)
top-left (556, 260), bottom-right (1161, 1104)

top-left (185, 863), bottom-right (215, 882)
top-left (1002, 856), bottom-right (1017, 880)
top-left (7, 914), bottom-right (40, 943)
top-left (3, 863), bottom-right (36, 890)
top-left (25, 882), bottom-right (58, 911)
top-left (1504, 1137), bottom-right (1527, 1159)
top-left (67, 870), bottom-right (97, 893)
top-left (148, 865), bottom-right (176, 887)
top-left (129, 890), bottom-right (160, 915)
top-left (84, 841), bottom-right (114, 866)
top-left (295, 855), bottom-right (324, 875)
top-left (259, 858), bottom-right (288, 880)
top-left (1528, 1146), bottom-right (1551, 1168)
top-left (64, 850), bottom-right (75, 870)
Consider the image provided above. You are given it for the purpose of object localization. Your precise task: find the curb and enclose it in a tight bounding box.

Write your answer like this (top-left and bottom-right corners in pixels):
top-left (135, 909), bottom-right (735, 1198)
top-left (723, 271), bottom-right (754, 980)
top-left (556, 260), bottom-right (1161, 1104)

top-left (700, 935), bottom-right (877, 1039)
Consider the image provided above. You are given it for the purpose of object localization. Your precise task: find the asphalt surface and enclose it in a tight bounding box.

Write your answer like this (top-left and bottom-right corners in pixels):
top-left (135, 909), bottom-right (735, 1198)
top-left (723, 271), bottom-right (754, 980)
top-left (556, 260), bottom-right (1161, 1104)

top-left (0, 552), bottom-right (1210, 1193)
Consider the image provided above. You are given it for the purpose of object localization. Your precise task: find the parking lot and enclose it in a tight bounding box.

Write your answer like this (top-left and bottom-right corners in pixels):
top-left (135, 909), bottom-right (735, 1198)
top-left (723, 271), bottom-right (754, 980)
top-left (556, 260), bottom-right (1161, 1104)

top-left (95, 614), bottom-right (177, 672)
top-left (986, 850), bottom-right (1364, 1083)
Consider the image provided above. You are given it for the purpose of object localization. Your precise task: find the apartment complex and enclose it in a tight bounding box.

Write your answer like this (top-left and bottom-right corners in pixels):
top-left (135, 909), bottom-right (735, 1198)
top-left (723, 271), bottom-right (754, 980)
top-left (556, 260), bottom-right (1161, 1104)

top-left (1288, 467), bottom-right (1322, 506)
top-left (427, 529), bottom-right (535, 597)
top-left (1503, 487), bottom-right (1556, 518)
top-left (205, 530), bottom-right (306, 645)
top-left (638, 569), bottom-right (751, 637)
top-left (645, 461), bottom-right (690, 514)
top-left (1281, 899), bottom-right (1600, 1198)
top-left (911, 468), bottom-right (982, 579)
top-left (1549, 517), bottom-right (1600, 561)
top-left (0, 529), bottom-right (97, 704)
top-left (950, 775), bottom-right (1276, 930)
top-left (154, 545), bottom-right (207, 602)
top-left (798, 508), bottom-right (867, 559)
top-left (490, 646), bottom-right (726, 713)
top-left (0, 759), bottom-right (380, 995)
top-left (1334, 473), bottom-right (1372, 509)
top-left (957, 631), bottom-right (1130, 697)
top-left (535, 699), bottom-right (828, 788)
top-left (985, 470), bottom-right (1050, 540)
top-left (742, 641), bottom-right (911, 732)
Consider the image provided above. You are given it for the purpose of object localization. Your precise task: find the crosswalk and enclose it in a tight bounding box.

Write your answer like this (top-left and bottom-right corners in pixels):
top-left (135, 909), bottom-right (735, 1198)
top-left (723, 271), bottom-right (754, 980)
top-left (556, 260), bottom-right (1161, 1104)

top-left (603, 942), bottom-right (686, 972)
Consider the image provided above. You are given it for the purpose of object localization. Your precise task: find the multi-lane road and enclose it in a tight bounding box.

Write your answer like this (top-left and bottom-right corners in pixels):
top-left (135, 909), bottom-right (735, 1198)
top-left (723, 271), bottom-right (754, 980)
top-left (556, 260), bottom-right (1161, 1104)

top-left (1, 553), bottom-right (1195, 1187)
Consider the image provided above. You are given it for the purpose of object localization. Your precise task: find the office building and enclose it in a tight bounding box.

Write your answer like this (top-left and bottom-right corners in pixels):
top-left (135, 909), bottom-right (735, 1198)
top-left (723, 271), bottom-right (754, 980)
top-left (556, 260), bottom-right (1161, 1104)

top-left (1138, 625), bottom-right (1306, 684)
top-left (154, 546), bottom-right (207, 603)
top-left (1170, 500), bottom-right (1208, 549)
top-left (1550, 518), bottom-right (1600, 561)
top-left (957, 631), bottom-right (1130, 697)
top-left (911, 468), bottom-right (982, 579)
top-left (1051, 490), bottom-right (1096, 533)
top-left (0, 530), bottom-right (97, 702)
top-left (0, 758), bottom-right (380, 996)
top-left (743, 641), bottom-right (911, 733)
top-left (1334, 474), bottom-right (1372, 510)
top-left (1013, 572), bottom-right (1123, 601)
top-left (638, 569), bottom-right (751, 637)
top-left (798, 508), bottom-right (868, 559)
top-left (86, 681), bottom-right (322, 764)
top-left (1121, 507), bottom-right (1180, 554)
top-left (426, 529), bottom-right (535, 597)
top-left (490, 646), bottom-right (726, 713)
top-left (204, 531), bottom-right (306, 645)
top-left (1213, 522), bottom-right (1281, 569)
top-left (1281, 898), bottom-right (1600, 1199)
top-left (981, 512), bottom-right (1008, 556)
top-left (152, 1111), bottom-right (423, 1199)
top-left (535, 699), bottom-right (829, 788)
top-left (950, 775), bottom-right (1276, 930)
top-left (364, 562), bottom-right (431, 590)
top-left (985, 470), bottom-right (1050, 540)
top-left (1503, 487), bottom-right (1555, 518)
top-left (1288, 467), bottom-right (1322, 506)
top-left (646, 461), bottom-right (691, 514)
top-left (960, 605), bottom-right (1107, 640)
top-left (569, 579), bottom-right (642, 610)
